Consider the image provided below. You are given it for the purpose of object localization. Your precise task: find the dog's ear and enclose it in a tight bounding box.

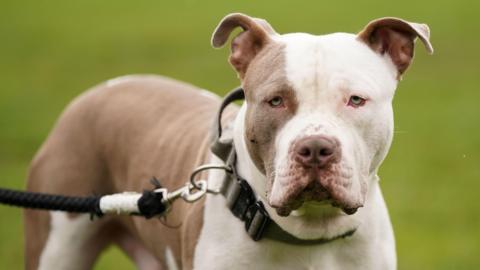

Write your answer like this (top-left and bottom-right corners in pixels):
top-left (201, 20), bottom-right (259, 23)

top-left (212, 13), bottom-right (277, 79)
top-left (358, 17), bottom-right (433, 78)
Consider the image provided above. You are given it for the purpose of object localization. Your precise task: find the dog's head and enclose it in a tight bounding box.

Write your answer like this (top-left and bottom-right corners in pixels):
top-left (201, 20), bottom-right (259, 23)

top-left (212, 13), bottom-right (432, 237)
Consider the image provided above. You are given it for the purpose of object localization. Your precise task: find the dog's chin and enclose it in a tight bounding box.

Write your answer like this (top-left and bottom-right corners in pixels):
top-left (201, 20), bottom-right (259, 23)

top-left (290, 201), bottom-right (344, 218)
top-left (268, 201), bottom-right (361, 240)
top-left (272, 200), bottom-right (347, 218)
top-left (271, 195), bottom-right (360, 217)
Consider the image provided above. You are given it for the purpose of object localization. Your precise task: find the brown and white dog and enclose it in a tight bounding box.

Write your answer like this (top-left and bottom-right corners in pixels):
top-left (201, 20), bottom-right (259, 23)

top-left (24, 13), bottom-right (433, 270)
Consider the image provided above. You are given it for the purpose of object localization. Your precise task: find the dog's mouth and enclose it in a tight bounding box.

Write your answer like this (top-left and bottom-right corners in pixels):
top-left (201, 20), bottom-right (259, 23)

top-left (271, 193), bottom-right (360, 217)
top-left (268, 169), bottom-right (364, 217)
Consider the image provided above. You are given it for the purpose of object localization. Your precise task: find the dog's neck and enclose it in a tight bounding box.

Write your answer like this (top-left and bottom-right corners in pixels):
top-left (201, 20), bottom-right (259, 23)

top-left (231, 102), bottom-right (382, 240)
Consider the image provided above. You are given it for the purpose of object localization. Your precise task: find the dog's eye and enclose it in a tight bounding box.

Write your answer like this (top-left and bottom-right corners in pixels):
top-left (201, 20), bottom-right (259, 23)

top-left (268, 96), bottom-right (284, 108)
top-left (347, 95), bottom-right (366, 108)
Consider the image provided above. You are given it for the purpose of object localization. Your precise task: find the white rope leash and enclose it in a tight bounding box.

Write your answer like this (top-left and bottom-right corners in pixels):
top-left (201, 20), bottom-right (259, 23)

top-left (99, 192), bottom-right (142, 215)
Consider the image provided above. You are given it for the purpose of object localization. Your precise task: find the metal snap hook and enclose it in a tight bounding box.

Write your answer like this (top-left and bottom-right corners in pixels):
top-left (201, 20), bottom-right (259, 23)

top-left (182, 180), bottom-right (208, 202)
top-left (189, 164), bottom-right (232, 193)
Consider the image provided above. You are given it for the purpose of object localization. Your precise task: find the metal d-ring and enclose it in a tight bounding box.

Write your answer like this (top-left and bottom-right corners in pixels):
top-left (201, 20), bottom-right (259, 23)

top-left (189, 164), bottom-right (232, 194)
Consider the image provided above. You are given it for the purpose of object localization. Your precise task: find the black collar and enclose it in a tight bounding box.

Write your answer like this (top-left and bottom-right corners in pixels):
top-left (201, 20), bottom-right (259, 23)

top-left (210, 87), bottom-right (356, 245)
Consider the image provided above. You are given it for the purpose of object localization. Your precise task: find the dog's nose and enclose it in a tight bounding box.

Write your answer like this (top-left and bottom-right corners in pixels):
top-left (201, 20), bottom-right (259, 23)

top-left (294, 136), bottom-right (339, 167)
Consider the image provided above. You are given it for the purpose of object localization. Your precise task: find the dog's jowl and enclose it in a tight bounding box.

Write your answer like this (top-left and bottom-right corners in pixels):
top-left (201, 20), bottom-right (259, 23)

top-left (25, 13), bottom-right (432, 270)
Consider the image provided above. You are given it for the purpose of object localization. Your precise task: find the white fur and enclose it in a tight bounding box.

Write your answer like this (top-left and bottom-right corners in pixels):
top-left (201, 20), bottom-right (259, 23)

top-left (38, 212), bottom-right (101, 270)
top-left (195, 32), bottom-right (398, 269)
top-left (165, 247), bottom-right (179, 270)
top-left (267, 32), bottom-right (398, 240)
top-left (279, 32), bottom-right (396, 174)
top-left (194, 143), bottom-right (396, 269)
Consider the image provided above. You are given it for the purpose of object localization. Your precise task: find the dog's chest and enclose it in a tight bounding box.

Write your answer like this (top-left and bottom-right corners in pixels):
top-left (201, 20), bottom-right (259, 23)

top-left (193, 193), bottom-right (373, 270)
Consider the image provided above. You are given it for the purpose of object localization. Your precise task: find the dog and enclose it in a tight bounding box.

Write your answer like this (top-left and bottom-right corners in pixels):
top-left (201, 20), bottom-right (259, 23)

top-left (24, 13), bottom-right (433, 270)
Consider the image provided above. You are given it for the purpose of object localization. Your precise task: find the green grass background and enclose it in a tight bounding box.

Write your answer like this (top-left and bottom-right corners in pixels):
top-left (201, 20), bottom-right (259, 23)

top-left (0, 0), bottom-right (479, 269)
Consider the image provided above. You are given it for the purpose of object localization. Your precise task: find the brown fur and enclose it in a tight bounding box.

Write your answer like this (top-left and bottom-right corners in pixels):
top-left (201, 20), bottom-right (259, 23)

top-left (212, 13), bottom-right (278, 79)
top-left (212, 14), bottom-right (299, 201)
top-left (24, 75), bottom-right (227, 269)
top-left (242, 42), bottom-right (298, 194)
top-left (357, 17), bottom-right (433, 76)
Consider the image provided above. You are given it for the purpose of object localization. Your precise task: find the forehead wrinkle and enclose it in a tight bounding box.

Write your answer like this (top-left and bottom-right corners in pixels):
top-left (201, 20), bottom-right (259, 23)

top-left (282, 32), bottom-right (397, 105)
top-left (282, 33), bottom-right (327, 106)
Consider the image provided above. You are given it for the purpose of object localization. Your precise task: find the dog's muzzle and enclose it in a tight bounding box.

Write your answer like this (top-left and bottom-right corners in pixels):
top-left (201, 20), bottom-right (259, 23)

top-left (270, 135), bottom-right (364, 216)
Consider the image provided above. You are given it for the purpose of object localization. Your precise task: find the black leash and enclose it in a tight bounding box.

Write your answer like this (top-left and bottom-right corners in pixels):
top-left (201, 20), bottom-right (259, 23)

top-left (0, 188), bottom-right (103, 216)
top-left (0, 181), bottom-right (167, 219)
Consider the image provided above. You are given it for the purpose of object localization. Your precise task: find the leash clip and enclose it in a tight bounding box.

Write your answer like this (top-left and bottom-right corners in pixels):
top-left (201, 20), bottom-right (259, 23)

top-left (182, 180), bottom-right (208, 202)
top-left (157, 180), bottom-right (209, 209)
top-left (153, 164), bottom-right (232, 211)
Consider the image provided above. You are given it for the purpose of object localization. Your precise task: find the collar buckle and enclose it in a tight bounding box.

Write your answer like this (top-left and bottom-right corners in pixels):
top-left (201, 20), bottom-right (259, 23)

top-left (245, 201), bottom-right (270, 241)
top-left (222, 175), bottom-right (271, 241)
top-left (224, 178), bottom-right (255, 219)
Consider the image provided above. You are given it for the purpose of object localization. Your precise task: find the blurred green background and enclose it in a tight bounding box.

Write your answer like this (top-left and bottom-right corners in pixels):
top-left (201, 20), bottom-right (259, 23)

top-left (0, 0), bottom-right (478, 269)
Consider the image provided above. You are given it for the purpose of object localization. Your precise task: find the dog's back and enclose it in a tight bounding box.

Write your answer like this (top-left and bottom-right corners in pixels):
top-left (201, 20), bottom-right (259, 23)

top-left (24, 75), bottom-right (222, 270)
